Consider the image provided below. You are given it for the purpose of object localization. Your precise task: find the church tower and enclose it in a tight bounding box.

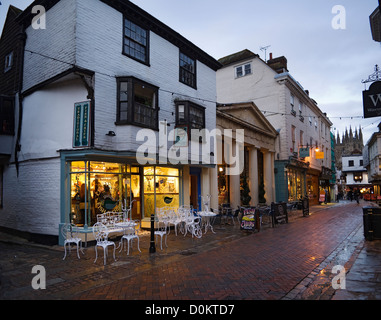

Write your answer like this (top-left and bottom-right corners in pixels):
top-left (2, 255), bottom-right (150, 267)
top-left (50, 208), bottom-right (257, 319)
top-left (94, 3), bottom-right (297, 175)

top-left (335, 127), bottom-right (364, 170)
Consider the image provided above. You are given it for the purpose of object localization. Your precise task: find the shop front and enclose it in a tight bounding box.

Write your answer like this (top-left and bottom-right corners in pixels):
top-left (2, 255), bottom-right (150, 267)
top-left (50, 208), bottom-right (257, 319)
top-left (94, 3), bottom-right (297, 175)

top-left (307, 168), bottom-right (320, 206)
top-left (319, 166), bottom-right (333, 203)
top-left (59, 150), bottom-right (183, 241)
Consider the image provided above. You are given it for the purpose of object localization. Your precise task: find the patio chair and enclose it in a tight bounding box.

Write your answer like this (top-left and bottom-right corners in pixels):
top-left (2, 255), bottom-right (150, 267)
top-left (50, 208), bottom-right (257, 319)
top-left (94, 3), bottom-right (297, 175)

top-left (155, 212), bottom-right (169, 250)
top-left (61, 223), bottom-right (84, 260)
top-left (183, 212), bottom-right (202, 239)
top-left (92, 222), bottom-right (116, 265)
top-left (120, 220), bottom-right (141, 255)
top-left (168, 208), bottom-right (182, 236)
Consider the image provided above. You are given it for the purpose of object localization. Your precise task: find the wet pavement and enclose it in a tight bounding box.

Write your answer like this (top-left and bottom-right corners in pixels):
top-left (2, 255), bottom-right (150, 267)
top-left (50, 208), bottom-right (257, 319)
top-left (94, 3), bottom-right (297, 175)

top-left (0, 200), bottom-right (380, 301)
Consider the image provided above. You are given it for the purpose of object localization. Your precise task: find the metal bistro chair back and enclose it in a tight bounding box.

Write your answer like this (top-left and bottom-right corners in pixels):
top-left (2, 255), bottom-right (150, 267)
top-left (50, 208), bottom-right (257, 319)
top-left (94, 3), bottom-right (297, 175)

top-left (61, 223), bottom-right (84, 260)
top-left (120, 220), bottom-right (141, 255)
top-left (155, 210), bottom-right (169, 250)
top-left (201, 195), bottom-right (211, 213)
top-left (183, 209), bottom-right (202, 239)
top-left (92, 222), bottom-right (116, 265)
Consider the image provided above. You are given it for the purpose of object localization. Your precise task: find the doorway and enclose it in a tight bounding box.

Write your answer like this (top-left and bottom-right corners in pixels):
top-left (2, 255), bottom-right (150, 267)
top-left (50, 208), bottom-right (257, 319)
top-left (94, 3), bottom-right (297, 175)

top-left (189, 167), bottom-right (201, 210)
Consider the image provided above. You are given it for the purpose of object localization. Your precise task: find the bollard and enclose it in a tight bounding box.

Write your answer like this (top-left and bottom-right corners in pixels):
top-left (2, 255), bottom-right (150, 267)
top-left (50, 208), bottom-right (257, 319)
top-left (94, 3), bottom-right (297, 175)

top-left (149, 214), bottom-right (156, 254)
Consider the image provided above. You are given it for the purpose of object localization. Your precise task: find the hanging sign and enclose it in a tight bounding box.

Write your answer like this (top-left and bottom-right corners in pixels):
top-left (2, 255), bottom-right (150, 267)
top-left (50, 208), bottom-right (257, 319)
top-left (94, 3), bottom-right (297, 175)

top-left (299, 147), bottom-right (310, 158)
top-left (363, 81), bottom-right (381, 119)
top-left (73, 101), bottom-right (91, 148)
top-left (316, 151), bottom-right (325, 159)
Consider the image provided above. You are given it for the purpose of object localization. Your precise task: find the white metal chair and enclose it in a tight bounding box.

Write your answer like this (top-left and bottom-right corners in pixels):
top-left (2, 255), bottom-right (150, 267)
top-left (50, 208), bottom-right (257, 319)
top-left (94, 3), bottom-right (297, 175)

top-left (120, 220), bottom-right (141, 255)
top-left (168, 208), bottom-right (182, 236)
top-left (183, 211), bottom-right (202, 239)
top-left (155, 211), bottom-right (169, 250)
top-left (61, 223), bottom-right (84, 260)
top-left (92, 222), bottom-right (116, 265)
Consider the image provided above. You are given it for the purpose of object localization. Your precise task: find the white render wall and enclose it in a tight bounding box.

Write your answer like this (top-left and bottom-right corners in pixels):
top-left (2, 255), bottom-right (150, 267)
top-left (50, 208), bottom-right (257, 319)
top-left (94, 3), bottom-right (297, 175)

top-left (75, 0), bottom-right (217, 157)
top-left (22, 0), bottom-right (77, 92)
top-left (217, 56), bottom-right (331, 167)
top-left (20, 0), bottom-right (217, 160)
top-left (0, 159), bottom-right (61, 236)
top-left (19, 77), bottom-right (89, 162)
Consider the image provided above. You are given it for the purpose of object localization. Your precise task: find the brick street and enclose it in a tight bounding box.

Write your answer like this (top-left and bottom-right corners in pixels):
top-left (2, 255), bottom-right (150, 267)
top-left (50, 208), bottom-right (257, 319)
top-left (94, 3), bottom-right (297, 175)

top-left (0, 201), bottom-right (378, 302)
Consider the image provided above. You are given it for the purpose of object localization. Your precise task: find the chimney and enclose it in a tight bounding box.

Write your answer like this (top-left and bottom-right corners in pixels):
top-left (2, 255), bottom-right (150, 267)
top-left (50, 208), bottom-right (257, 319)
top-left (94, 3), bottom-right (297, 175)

top-left (267, 54), bottom-right (288, 74)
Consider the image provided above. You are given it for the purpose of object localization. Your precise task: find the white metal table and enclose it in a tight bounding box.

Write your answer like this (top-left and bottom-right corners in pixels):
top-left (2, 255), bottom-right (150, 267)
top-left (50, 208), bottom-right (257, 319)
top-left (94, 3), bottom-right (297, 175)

top-left (198, 211), bottom-right (217, 234)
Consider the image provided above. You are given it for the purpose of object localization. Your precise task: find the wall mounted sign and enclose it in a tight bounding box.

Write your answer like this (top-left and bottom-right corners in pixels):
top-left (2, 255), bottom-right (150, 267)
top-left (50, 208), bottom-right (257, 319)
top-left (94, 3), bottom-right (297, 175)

top-left (299, 147), bottom-right (310, 158)
top-left (73, 101), bottom-right (91, 148)
top-left (363, 81), bottom-right (381, 119)
top-left (316, 151), bottom-right (325, 159)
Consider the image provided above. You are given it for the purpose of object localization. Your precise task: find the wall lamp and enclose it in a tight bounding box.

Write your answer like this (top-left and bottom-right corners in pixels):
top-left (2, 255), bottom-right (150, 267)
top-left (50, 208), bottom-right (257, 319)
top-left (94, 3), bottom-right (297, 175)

top-left (106, 131), bottom-right (116, 137)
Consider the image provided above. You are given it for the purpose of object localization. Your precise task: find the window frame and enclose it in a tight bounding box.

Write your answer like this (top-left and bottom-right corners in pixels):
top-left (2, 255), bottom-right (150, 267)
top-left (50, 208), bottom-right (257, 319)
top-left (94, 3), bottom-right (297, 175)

top-left (179, 52), bottom-right (197, 89)
top-left (4, 52), bottom-right (13, 73)
top-left (116, 77), bottom-right (159, 131)
top-left (175, 100), bottom-right (206, 131)
top-left (235, 63), bottom-right (252, 78)
top-left (122, 18), bottom-right (150, 66)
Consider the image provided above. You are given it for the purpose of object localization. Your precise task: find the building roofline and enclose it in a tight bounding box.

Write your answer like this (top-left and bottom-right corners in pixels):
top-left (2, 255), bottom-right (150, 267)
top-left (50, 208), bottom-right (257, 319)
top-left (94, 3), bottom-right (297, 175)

top-left (17, 0), bottom-right (222, 71)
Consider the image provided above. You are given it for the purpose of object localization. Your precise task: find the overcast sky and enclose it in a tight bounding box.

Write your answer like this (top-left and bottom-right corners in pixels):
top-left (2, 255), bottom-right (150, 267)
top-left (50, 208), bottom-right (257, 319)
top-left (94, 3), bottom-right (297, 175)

top-left (1, 0), bottom-right (380, 143)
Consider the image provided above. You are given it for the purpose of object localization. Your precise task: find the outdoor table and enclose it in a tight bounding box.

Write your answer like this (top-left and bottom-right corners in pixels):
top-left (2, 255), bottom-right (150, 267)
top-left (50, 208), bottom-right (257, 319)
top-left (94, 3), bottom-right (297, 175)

top-left (198, 211), bottom-right (217, 234)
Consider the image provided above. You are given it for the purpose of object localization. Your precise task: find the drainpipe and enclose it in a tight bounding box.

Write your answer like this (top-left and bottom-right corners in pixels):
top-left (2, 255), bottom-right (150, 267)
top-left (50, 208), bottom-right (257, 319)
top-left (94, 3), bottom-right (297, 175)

top-left (15, 29), bottom-right (27, 176)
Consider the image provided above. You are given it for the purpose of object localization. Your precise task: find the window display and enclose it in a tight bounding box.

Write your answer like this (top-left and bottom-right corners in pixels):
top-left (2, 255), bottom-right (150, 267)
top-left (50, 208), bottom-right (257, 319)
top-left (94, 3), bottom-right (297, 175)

top-left (69, 162), bottom-right (141, 227)
top-left (143, 166), bottom-right (179, 218)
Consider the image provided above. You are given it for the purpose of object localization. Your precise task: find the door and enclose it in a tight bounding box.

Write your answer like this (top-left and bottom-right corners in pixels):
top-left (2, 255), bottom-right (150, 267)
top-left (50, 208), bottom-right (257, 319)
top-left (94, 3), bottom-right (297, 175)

top-left (189, 167), bottom-right (201, 210)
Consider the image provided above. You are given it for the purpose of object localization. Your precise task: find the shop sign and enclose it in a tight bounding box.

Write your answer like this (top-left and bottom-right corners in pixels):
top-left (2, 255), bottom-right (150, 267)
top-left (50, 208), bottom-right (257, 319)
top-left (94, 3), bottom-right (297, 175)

top-left (316, 151), bottom-right (324, 160)
top-left (299, 147), bottom-right (310, 158)
top-left (363, 81), bottom-right (381, 119)
top-left (73, 101), bottom-right (91, 148)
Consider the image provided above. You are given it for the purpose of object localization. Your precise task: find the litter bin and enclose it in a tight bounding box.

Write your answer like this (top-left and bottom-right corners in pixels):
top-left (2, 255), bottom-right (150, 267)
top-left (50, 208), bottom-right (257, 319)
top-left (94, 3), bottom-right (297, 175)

top-left (363, 207), bottom-right (381, 241)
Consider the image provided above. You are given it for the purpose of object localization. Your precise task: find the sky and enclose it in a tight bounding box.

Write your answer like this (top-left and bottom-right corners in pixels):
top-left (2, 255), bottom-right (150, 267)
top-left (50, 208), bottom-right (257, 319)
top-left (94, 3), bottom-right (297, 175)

top-left (1, 0), bottom-right (380, 143)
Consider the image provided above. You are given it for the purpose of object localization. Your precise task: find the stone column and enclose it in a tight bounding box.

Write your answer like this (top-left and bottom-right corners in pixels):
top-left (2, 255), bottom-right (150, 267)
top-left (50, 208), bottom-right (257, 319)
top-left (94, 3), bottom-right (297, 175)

top-left (249, 147), bottom-right (258, 206)
top-left (264, 151), bottom-right (274, 204)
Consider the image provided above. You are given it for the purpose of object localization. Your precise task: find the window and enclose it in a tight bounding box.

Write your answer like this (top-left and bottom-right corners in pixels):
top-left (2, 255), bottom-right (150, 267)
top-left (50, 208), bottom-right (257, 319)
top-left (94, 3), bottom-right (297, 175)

top-left (4, 52), bottom-right (13, 73)
top-left (360, 160), bottom-right (363, 166)
top-left (291, 125), bottom-right (296, 152)
top-left (123, 18), bottom-right (149, 64)
top-left (0, 97), bottom-right (15, 135)
top-left (175, 100), bottom-right (205, 131)
top-left (290, 94), bottom-right (295, 107)
top-left (235, 63), bottom-right (252, 78)
top-left (116, 77), bottom-right (158, 130)
top-left (300, 130), bottom-right (304, 147)
top-left (348, 160), bottom-right (354, 167)
top-left (179, 52), bottom-right (196, 88)
top-left (354, 173), bottom-right (363, 182)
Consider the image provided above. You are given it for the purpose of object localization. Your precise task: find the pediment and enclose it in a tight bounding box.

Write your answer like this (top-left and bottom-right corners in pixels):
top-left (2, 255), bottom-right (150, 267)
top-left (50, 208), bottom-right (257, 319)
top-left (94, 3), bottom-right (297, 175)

top-left (217, 102), bottom-right (278, 138)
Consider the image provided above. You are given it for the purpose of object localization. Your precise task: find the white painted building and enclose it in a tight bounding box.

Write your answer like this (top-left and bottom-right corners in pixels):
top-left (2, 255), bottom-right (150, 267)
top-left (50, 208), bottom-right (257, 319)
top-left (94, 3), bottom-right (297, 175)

top-left (0, 0), bottom-right (221, 244)
top-left (341, 153), bottom-right (370, 189)
top-left (217, 50), bottom-right (333, 205)
top-left (363, 123), bottom-right (381, 196)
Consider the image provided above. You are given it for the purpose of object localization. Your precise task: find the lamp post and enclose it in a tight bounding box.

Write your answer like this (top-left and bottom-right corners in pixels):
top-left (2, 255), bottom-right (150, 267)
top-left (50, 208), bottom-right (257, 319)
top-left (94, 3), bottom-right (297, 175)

top-left (149, 214), bottom-right (156, 254)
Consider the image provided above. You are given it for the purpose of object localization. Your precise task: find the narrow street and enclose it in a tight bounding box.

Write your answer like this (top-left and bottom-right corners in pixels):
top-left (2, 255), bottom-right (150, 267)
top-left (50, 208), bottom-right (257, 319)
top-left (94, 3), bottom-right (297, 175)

top-left (0, 201), bottom-right (367, 302)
